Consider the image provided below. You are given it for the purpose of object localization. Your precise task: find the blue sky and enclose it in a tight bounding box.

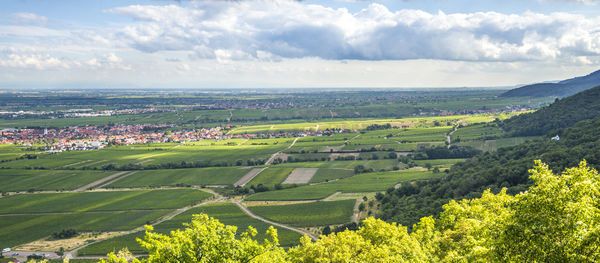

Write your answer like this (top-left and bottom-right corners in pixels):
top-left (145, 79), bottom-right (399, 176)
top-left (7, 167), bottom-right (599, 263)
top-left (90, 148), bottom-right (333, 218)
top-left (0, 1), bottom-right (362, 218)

top-left (1, 0), bottom-right (600, 89)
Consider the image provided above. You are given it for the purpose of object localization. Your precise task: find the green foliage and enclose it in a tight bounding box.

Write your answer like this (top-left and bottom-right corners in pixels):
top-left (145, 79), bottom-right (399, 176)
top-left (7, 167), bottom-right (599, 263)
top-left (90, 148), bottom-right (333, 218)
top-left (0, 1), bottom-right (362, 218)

top-left (51, 229), bottom-right (77, 239)
top-left (498, 160), bottom-right (600, 262)
top-left (288, 217), bottom-right (426, 262)
top-left (502, 85), bottom-right (600, 136)
top-left (380, 117), bottom-right (600, 227)
top-left (101, 214), bottom-right (284, 263)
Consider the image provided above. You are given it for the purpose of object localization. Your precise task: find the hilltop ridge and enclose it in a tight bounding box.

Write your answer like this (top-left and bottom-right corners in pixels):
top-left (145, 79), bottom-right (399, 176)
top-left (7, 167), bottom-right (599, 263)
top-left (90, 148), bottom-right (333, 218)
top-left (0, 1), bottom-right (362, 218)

top-left (501, 69), bottom-right (600, 98)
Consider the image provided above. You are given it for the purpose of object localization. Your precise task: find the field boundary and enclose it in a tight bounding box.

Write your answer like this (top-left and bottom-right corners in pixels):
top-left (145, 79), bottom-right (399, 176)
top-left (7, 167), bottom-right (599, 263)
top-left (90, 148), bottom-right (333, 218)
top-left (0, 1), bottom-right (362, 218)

top-left (233, 201), bottom-right (317, 241)
top-left (282, 168), bottom-right (318, 184)
top-left (97, 171), bottom-right (138, 189)
top-left (234, 168), bottom-right (267, 187)
top-left (74, 171), bottom-right (131, 192)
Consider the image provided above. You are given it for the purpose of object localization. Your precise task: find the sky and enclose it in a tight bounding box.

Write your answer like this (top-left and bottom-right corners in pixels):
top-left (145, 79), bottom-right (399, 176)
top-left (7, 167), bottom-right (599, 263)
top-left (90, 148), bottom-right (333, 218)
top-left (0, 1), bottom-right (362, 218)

top-left (1, 0), bottom-right (600, 89)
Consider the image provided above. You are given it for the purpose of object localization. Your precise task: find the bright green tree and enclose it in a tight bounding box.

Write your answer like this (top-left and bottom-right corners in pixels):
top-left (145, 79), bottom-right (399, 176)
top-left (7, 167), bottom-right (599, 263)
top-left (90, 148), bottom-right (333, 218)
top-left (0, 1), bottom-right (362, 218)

top-left (498, 160), bottom-right (600, 262)
top-left (101, 214), bottom-right (284, 263)
top-left (288, 217), bottom-right (426, 262)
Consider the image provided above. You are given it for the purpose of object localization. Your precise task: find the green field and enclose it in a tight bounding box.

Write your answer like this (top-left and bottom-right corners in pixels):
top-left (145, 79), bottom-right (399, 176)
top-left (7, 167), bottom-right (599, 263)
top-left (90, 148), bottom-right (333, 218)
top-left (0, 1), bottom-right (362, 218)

top-left (456, 136), bottom-right (541, 152)
top-left (452, 123), bottom-right (504, 141)
top-left (0, 210), bottom-right (168, 248)
top-left (0, 138), bottom-right (292, 169)
top-left (107, 167), bottom-right (250, 188)
top-left (229, 114), bottom-right (511, 135)
top-left (248, 200), bottom-right (355, 227)
top-left (247, 168), bottom-right (293, 188)
top-left (78, 203), bottom-right (303, 255)
top-left (0, 169), bottom-right (114, 192)
top-left (246, 170), bottom-right (437, 201)
top-left (0, 189), bottom-right (213, 214)
top-left (309, 168), bottom-right (354, 183)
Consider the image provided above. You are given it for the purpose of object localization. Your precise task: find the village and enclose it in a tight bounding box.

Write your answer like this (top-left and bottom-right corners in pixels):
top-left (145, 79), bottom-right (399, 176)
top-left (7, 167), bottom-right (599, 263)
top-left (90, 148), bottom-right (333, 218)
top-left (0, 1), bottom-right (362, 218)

top-left (0, 124), bottom-right (225, 152)
top-left (0, 123), bottom-right (344, 153)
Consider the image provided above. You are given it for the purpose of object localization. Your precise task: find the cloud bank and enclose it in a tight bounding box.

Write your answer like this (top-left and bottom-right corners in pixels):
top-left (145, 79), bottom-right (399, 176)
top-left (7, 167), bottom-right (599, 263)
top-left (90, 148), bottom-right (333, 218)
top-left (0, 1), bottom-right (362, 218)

top-left (105, 0), bottom-right (600, 62)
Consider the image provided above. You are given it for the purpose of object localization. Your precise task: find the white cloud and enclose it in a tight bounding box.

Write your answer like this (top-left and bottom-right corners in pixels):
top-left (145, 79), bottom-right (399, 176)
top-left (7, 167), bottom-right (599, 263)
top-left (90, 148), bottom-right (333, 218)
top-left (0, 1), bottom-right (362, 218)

top-left (101, 1), bottom-right (600, 62)
top-left (0, 48), bottom-right (131, 71)
top-left (0, 48), bottom-right (69, 69)
top-left (541, 0), bottom-right (600, 5)
top-left (86, 53), bottom-right (131, 70)
top-left (11, 12), bottom-right (48, 26)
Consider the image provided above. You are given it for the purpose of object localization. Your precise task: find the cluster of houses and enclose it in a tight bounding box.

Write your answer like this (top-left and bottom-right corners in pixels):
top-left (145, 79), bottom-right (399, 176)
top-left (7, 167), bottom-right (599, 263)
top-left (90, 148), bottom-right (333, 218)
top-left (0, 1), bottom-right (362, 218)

top-left (0, 107), bottom-right (175, 119)
top-left (0, 124), bottom-right (226, 152)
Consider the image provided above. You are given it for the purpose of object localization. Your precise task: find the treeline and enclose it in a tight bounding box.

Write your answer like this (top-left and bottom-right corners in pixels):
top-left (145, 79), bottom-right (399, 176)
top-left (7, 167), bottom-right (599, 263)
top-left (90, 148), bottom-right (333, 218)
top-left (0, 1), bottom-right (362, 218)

top-left (502, 85), bottom-right (600, 136)
top-left (379, 117), bottom-right (600, 227)
top-left (365, 123), bottom-right (392, 130)
top-left (96, 159), bottom-right (266, 171)
top-left (411, 145), bottom-right (481, 160)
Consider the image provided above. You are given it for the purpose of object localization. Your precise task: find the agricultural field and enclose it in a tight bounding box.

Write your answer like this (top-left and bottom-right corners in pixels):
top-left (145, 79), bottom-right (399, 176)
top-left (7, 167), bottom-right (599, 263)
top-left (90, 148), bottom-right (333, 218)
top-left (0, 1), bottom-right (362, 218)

top-left (0, 189), bottom-right (212, 214)
top-left (228, 114), bottom-right (512, 135)
top-left (0, 210), bottom-right (169, 248)
top-left (246, 168), bottom-right (293, 188)
top-left (309, 168), bottom-right (354, 183)
top-left (246, 170), bottom-right (437, 201)
top-left (0, 189), bottom-right (212, 248)
top-left (0, 169), bottom-right (114, 192)
top-left (247, 200), bottom-right (355, 227)
top-left (452, 123), bottom-right (505, 141)
top-left (0, 138), bottom-right (292, 169)
top-left (456, 136), bottom-right (541, 152)
top-left (79, 203), bottom-right (303, 255)
top-left (106, 167), bottom-right (251, 188)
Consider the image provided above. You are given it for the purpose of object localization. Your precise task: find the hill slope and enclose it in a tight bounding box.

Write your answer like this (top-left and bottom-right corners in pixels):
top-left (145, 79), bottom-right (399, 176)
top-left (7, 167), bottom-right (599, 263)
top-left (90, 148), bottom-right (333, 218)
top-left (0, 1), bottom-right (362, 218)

top-left (501, 85), bottom-right (600, 136)
top-left (379, 116), bottom-right (600, 227)
top-left (501, 69), bottom-right (600, 98)
top-left (379, 88), bottom-right (600, 226)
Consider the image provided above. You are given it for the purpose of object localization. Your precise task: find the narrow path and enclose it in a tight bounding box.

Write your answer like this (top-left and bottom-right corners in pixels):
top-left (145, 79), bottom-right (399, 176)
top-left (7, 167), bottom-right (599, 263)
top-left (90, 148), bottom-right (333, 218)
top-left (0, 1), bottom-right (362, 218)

top-left (322, 191), bottom-right (342, 201)
top-left (315, 124), bottom-right (319, 131)
top-left (351, 199), bottom-right (361, 223)
top-left (74, 171), bottom-right (130, 192)
top-left (227, 110), bottom-right (233, 122)
top-left (287, 137), bottom-right (299, 150)
top-left (346, 134), bottom-right (361, 143)
top-left (234, 168), bottom-right (267, 187)
top-left (96, 171), bottom-right (138, 189)
top-left (447, 126), bottom-right (458, 148)
top-left (234, 201), bottom-right (318, 241)
top-left (63, 159), bottom-right (92, 168)
top-left (238, 139), bottom-right (249, 146)
top-left (265, 137), bottom-right (298, 165)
